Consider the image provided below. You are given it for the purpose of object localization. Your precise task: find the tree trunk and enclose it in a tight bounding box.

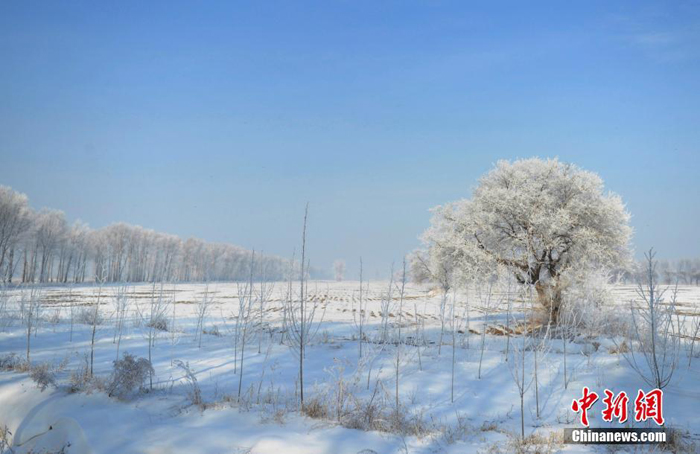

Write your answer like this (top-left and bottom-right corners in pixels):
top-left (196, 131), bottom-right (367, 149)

top-left (535, 282), bottom-right (562, 324)
top-left (6, 247), bottom-right (14, 283)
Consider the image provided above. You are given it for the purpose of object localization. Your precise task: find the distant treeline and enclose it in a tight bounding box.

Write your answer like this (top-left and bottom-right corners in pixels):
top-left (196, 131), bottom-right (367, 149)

top-left (0, 185), bottom-right (302, 284)
top-left (614, 258), bottom-right (700, 285)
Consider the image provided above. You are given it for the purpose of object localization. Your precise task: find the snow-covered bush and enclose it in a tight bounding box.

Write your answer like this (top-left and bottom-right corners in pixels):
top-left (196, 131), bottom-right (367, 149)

top-left (107, 353), bottom-right (154, 400)
top-left (47, 308), bottom-right (62, 326)
top-left (146, 314), bottom-right (168, 332)
top-left (77, 306), bottom-right (104, 325)
top-left (0, 352), bottom-right (23, 372)
top-left (202, 325), bottom-right (221, 337)
top-left (301, 396), bottom-right (330, 419)
top-left (68, 354), bottom-right (103, 394)
top-left (28, 358), bottom-right (68, 392)
top-left (560, 270), bottom-right (626, 338)
top-left (29, 362), bottom-right (56, 391)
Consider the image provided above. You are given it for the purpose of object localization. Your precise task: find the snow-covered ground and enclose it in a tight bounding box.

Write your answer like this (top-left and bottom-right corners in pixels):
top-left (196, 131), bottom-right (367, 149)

top-left (1, 281), bottom-right (699, 454)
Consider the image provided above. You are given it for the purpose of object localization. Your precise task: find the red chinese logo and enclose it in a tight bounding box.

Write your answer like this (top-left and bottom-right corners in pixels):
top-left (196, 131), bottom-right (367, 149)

top-left (571, 387), bottom-right (665, 427)
top-left (602, 389), bottom-right (629, 423)
top-left (634, 389), bottom-right (664, 426)
top-left (571, 386), bottom-right (599, 427)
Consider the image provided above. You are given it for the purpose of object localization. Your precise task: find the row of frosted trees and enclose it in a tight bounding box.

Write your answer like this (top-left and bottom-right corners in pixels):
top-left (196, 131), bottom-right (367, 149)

top-left (0, 185), bottom-right (289, 284)
top-left (612, 258), bottom-right (700, 285)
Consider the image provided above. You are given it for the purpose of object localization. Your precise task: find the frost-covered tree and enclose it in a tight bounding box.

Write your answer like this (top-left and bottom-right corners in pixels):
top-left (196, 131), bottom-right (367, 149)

top-left (333, 259), bottom-right (346, 282)
top-left (408, 250), bottom-right (431, 284)
top-left (422, 158), bottom-right (632, 322)
top-left (0, 186), bottom-right (32, 283)
top-left (29, 209), bottom-right (68, 283)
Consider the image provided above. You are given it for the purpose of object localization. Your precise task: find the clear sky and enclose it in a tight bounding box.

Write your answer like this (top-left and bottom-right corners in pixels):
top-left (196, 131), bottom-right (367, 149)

top-left (1, 1), bottom-right (699, 278)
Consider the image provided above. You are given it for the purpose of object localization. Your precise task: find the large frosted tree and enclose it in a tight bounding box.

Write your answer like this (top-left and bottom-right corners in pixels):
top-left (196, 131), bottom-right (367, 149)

top-left (421, 158), bottom-right (632, 322)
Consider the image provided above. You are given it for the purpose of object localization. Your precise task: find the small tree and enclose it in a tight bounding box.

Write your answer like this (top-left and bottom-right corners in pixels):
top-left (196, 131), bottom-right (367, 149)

top-left (0, 286), bottom-right (9, 332)
top-left (621, 249), bottom-right (682, 391)
top-left (194, 284), bottom-right (213, 349)
top-left (352, 258), bottom-right (367, 358)
top-left (284, 204), bottom-right (325, 407)
top-left (137, 282), bottom-right (170, 389)
top-left (412, 292), bottom-right (425, 371)
top-left (476, 276), bottom-right (501, 379)
top-left (88, 277), bottom-right (106, 377)
top-left (531, 297), bottom-right (554, 419)
top-left (450, 288), bottom-right (472, 402)
top-left (408, 250), bottom-right (431, 284)
top-left (257, 254), bottom-right (275, 354)
top-left (234, 252), bottom-right (256, 399)
top-left (507, 284), bottom-right (536, 439)
top-left (23, 288), bottom-right (42, 363)
top-left (559, 303), bottom-right (580, 390)
top-left (333, 259), bottom-right (346, 282)
top-left (378, 265), bottom-right (395, 344)
top-left (113, 284), bottom-right (130, 361)
top-left (688, 316), bottom-right (700, 367)
top-left (68, 285), bottom-right (75, 342)
top-left (394, 258), bottom-right (407, 416)
top-left (413, 250), bottom-right (455, 354)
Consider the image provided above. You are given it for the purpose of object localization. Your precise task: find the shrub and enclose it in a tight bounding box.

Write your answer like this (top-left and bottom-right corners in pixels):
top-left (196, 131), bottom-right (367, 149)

top-left (608, 341), bottom-right (630, 354)
top-left (29, 362), bottom-right (56, 391)
top-left (68, 354), bottom-right (103, 394)
top-left (664, 428), bottom-right (699, 453)
top-left (47, 309), bottom-right (62, 325)
top-left (203, 325), bottom-right (221, 337)
top-left (77, 307), bottom-right (104, 325)
top-left (301, 397), bottom-right (330, 419)
top-left (0, 425), bottom-right (13, 454)
top-left (0, 353), bottom-right (23, 372)
top-left (560, 274), bottom-right (627, 339)
top-left (481, 431), bottom-right (562, 454)
top-left (302, 379), bottom-right (433, 437)
top-left (107, 353), bottom-right (154, 400)
top-left (147, 314), bottom-right (169, 332)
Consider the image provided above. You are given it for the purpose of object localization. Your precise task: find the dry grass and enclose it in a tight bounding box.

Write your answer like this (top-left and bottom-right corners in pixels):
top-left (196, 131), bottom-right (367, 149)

top-left (480, 431), bottom-right (562, 454)
top-left (608, 340), bottom-right (630, 354)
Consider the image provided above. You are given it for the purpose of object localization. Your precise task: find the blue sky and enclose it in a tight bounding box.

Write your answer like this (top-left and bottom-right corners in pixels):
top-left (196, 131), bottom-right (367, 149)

top-left (1, 1), bottom-right (699, 278)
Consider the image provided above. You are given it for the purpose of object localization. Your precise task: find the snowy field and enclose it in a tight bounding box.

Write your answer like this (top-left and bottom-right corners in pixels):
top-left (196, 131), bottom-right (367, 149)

top-left (1, 281), bottom-right (700, 454)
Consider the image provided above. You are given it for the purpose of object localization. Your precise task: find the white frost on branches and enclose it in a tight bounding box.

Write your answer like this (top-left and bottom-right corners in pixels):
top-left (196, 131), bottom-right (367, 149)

top-left (420, 157), bottom-right (632, 321)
